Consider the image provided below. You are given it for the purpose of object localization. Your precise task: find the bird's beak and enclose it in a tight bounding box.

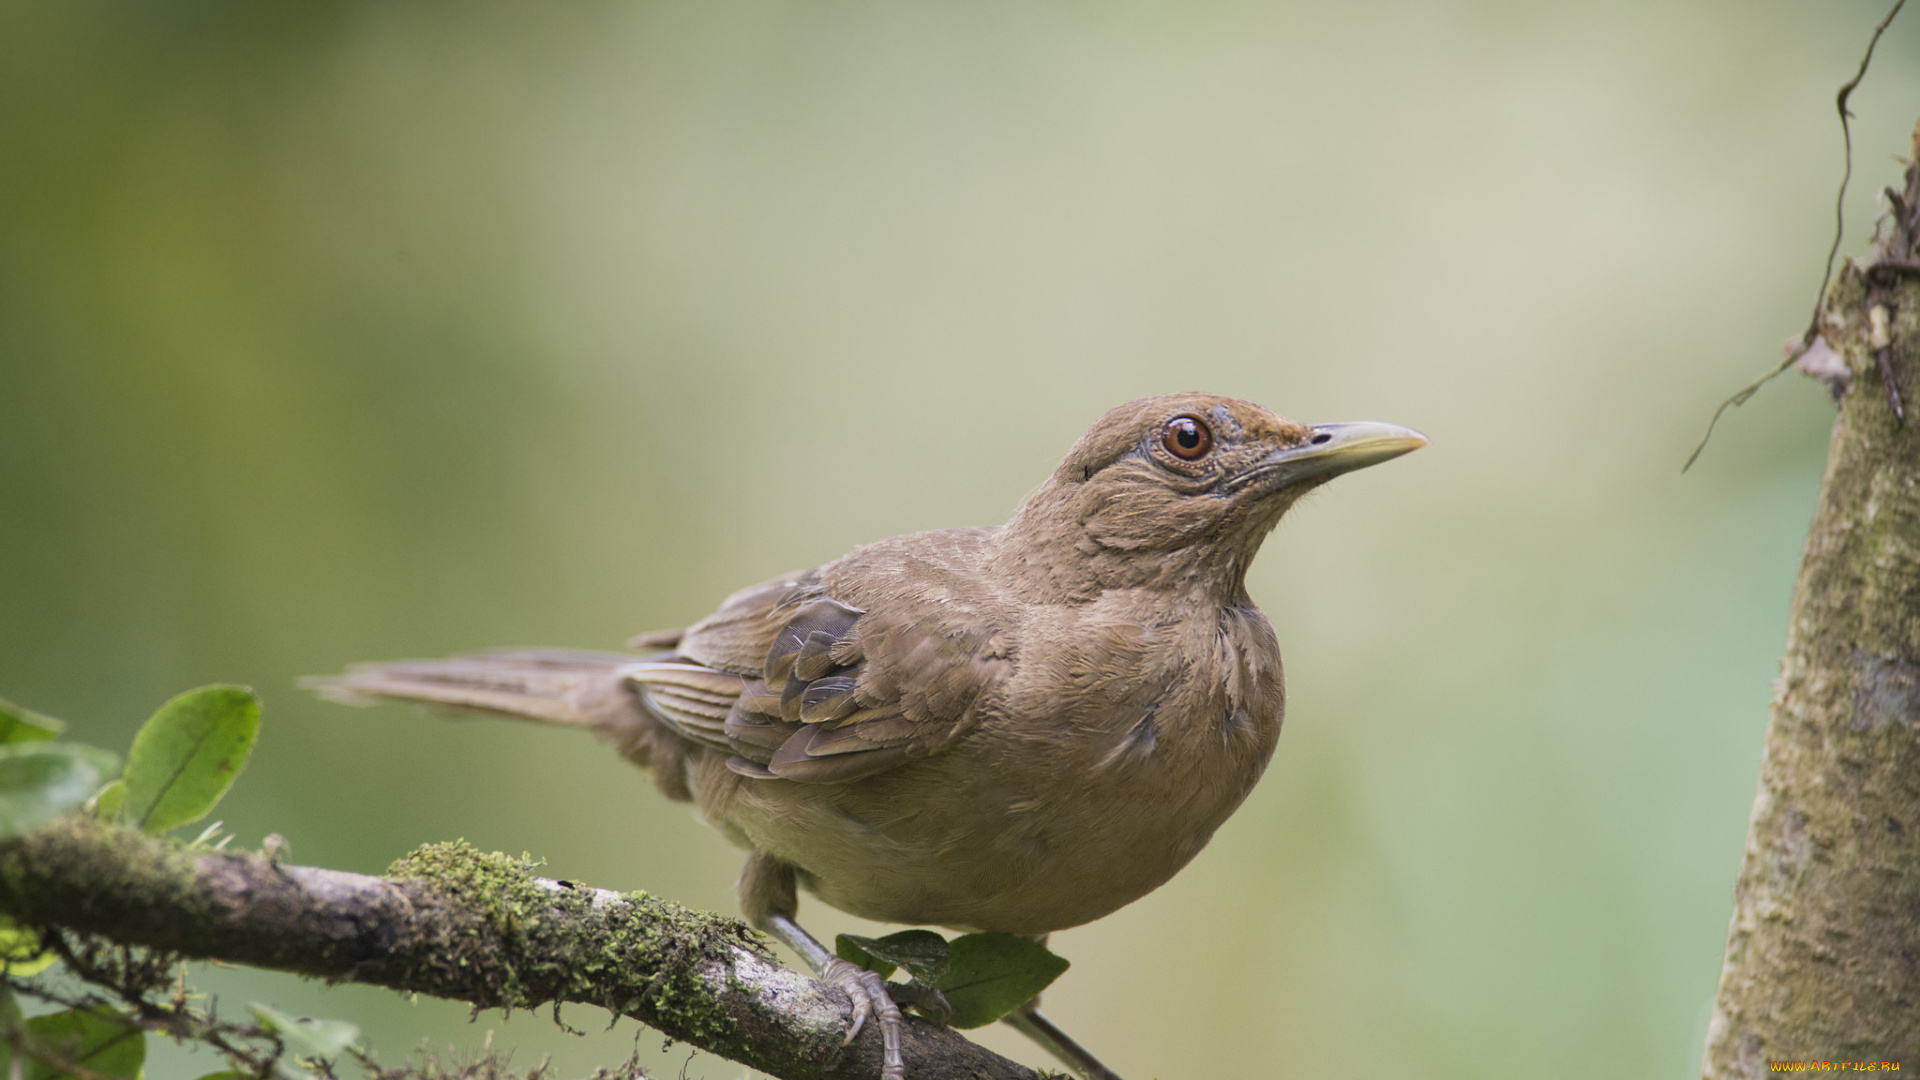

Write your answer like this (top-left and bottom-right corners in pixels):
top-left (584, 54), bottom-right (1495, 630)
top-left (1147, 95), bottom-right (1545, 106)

top-left (1235, 421), bottom-right (1428, 492)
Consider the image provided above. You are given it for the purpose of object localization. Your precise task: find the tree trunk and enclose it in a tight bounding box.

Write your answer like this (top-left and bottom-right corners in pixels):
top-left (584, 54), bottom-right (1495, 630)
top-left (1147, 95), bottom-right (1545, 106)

top-left (1703, 124), bottom-right (1920, 1076)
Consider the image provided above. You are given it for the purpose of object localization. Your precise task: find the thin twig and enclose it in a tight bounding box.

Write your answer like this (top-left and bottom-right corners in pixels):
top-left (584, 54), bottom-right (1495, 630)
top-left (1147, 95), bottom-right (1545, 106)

top-left (1683, 0), bottom-right (1908, 472)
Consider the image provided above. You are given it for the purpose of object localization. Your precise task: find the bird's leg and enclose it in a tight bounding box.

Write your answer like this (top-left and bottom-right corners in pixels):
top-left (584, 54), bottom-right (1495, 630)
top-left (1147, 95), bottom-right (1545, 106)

top-left (762, 909), bottom-right (906, 1076)
top-left (994, 936), bottom-right (1125, 1080)
top-left (1002, 1004), bottom-right (1127, 1080)
top-left (739, 853), bottom-right (905, 1080)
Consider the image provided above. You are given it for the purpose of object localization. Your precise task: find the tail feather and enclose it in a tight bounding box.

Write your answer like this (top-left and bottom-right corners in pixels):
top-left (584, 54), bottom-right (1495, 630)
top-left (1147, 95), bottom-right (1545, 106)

top-left (308, 649), bottom-right (636, 726)
top-left (303, 648), bottom-right (695, 801)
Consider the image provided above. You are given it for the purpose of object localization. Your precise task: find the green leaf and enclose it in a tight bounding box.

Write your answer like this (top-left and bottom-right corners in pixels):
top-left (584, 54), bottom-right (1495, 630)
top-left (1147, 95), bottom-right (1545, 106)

top-left (124, 685), bottom-right (260, 834)
top-left (25, 1006), bottom-right (146, 1080)
top-left (935, 933), bottom-right (1070, 1029)
top-left (0, 743), bottom-right (121, 837)
top-left (193, 1073), bottom-right (251, 1080)
top-left (0, 699), bottom-right (63, 744)
top-left (834, 934), bottom-right (894, 980)
top-left (837, 930), bottom-right (951, 985)
top-left (0, 916), bottom-right (55, 977)
top-left (248, 1002), bottom-right (359, 1064)
top-left (88, 779), bottom-right (126, 823)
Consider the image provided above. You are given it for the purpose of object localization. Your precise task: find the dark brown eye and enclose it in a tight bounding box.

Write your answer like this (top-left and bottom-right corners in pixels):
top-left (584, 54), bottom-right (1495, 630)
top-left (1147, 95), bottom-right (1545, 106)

top-left (1161, 415), bottom-right (1212, 460)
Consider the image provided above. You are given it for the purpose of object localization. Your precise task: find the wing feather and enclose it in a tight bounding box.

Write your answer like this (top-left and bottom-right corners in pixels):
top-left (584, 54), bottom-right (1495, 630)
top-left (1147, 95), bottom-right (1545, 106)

top-left (630, 559), bottom-right (1008, 785)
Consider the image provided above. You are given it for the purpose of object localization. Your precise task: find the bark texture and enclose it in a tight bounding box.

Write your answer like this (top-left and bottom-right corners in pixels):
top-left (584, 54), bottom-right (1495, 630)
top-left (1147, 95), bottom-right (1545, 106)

top-left (0, 815), bottom-right (1046, 1080)
top-left (1703, 133), bottom-right (1920, 1076)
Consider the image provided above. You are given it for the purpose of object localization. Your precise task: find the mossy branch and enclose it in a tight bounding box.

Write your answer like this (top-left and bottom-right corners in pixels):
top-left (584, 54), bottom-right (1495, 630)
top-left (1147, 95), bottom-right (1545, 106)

top-left (0, 815), bottom-right (1047, 1080)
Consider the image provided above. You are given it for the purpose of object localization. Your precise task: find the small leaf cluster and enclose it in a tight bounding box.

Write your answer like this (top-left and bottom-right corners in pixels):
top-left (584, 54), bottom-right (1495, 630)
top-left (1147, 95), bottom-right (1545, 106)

top-left (0, 687), bottom-right (364, 1080)
top-left (835, 929), bottom-right (1069, 1029)
top-left (0, 686), bottom-right (260, 842)
top-left (0, 686), bottom-right (263, 980)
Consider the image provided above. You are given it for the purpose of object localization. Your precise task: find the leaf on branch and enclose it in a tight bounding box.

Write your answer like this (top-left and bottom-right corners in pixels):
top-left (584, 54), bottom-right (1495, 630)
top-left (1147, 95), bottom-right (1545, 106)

top-left (838, 929), bottom-right (1068, 1028)
top-left (124, 686), bottom-right (260, 835)
top-left (0, 700), bottom-right (63, 744)
top-left (935, 933), bottom-right (1069, 1029)
top-left (86, 780), bottom-right (125, 823)
top-left (247, 1003), bottom-right (360, 1067)
top-left (0, 744), bottom-right (121, 837)
top-left (22, 1006), bottom-right (146, 1080)
top-left (836, 930), bottom-right (951, 985)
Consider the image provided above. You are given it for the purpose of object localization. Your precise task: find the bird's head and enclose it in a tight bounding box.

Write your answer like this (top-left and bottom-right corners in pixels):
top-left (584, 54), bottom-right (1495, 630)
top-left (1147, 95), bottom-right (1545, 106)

top-left (997, 393), bottom-right (1426, 601)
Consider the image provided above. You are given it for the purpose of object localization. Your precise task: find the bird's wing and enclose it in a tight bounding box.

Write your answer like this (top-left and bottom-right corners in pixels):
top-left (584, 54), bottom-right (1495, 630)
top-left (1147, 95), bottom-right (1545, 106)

top-left (624, 561), bottom-right (1010, 784)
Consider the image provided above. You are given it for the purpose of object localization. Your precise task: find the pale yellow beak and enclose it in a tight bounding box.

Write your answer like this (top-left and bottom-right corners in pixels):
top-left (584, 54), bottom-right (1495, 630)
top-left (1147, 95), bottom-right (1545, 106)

top-left (1240, 421), bottom-right (1428, 491)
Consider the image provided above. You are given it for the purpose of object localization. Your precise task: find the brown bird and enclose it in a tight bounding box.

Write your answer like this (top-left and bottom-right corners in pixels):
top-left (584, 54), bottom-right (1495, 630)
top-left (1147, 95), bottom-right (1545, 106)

top-left (311, 393), bottom-right (1424, 1080)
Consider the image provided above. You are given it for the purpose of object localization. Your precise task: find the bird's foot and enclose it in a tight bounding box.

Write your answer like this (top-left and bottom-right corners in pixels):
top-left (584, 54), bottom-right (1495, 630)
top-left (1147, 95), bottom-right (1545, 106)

top-left (821, 957), bottom-right (905, 1080)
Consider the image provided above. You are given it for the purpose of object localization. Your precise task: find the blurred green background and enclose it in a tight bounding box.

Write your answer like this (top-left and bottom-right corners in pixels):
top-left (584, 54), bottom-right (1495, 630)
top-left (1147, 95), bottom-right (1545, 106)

top-left (3, 1), bottom-right (1917, 1077)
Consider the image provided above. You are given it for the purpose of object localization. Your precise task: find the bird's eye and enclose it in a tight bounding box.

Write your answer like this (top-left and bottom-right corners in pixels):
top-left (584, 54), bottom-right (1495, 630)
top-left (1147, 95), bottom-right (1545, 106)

top-left (1161, 415), bottom-right (1213, 460)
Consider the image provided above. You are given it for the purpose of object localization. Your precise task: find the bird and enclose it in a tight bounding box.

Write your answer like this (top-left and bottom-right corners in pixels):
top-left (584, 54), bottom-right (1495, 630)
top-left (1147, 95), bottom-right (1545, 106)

top-left (310, 393), bottom-right (1425, 1080)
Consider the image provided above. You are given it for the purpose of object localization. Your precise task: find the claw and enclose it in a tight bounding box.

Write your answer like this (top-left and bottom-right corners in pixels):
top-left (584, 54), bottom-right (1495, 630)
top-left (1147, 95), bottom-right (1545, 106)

top-left (833, 957), bottom-right (879, 1045)
top-left (822, 958), bottom-right (905, 1079)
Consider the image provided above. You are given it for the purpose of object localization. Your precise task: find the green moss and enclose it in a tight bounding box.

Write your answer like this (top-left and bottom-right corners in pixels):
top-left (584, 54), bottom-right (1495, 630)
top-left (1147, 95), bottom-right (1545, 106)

top-left (15, 816), bottom-right (211, 923)
top-left (386, 840), bottom-right (760, 1043)
top-left (387, 840), bottom-right (544, 933)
